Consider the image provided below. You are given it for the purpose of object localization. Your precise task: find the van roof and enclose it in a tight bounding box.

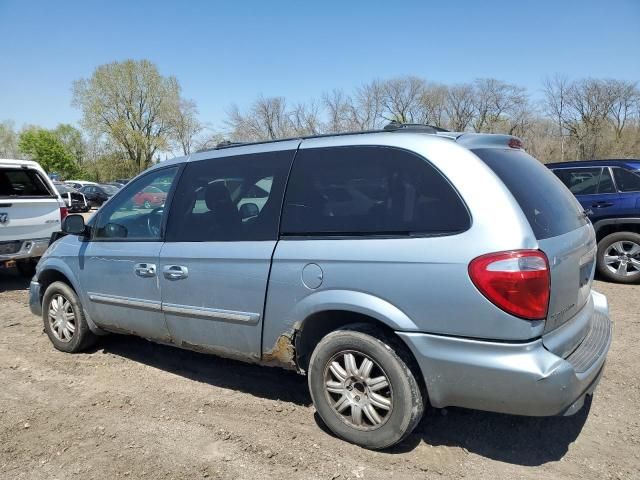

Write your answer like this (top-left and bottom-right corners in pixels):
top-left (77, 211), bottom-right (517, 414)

top-left (195, 123), bottom-right (523, 155)
top-left (546, 159), bottom-right (640, 169)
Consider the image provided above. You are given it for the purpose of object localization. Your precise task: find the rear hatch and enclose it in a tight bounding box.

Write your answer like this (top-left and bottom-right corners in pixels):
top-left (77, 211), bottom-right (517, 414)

top-left (0, 165), bottom-right (62, 242)
top-left (472, 147), bottom-right (596, 337)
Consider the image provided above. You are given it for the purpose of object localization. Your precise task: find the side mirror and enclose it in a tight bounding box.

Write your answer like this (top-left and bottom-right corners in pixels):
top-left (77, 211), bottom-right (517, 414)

top-left (239, 202), bottom-right (259, 219)
top-left (62, 214), bottom-right (86, 235)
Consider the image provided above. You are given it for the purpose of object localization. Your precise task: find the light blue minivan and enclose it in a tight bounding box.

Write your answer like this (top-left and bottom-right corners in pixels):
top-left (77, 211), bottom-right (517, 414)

top-left (30, 124), bottom-right (612, 449)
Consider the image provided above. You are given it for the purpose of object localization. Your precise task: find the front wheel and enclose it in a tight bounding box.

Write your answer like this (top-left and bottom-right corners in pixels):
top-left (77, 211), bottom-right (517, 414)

top-left (597, 232), bottom-right (640, 284)
top-left (308, 324), bottom-right (424, 449)
top-left (42, 281), bottom-right (97, 353)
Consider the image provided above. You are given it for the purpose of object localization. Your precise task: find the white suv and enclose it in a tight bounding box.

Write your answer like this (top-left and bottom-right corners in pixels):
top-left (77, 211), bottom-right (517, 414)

top-left (0, 159), bottom-right (67, 276)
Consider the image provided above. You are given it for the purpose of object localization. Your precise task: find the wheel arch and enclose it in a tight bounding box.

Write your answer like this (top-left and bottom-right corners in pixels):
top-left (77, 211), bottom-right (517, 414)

top-left (593, 218), bottom-right (640, 242)
top-left (264, 289), bottom-right (421, 373)
top-left (37, 262), bottom-right (106, 335)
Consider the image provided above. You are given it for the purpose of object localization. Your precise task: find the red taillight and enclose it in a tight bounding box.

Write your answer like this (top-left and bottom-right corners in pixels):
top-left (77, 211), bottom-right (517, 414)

top-left (469, 250), bottom-right (550, 320)
top-left (59, 206), bottom-right (68, 222)
top-left (508, 138), bottom-right (523, 149)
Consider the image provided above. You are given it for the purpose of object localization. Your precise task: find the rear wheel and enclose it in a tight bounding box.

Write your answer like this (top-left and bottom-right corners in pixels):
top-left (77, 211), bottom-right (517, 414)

top-left (308, 324), bottom-right (424, 449)
top-left (597, 232), bottom-right (640, 284)
top-left (42, 281), bottom-right (97, 352)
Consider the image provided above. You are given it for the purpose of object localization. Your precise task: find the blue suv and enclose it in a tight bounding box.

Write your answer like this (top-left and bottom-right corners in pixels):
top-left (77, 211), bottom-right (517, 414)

top-left (548, 159), bottom-right (640, 283)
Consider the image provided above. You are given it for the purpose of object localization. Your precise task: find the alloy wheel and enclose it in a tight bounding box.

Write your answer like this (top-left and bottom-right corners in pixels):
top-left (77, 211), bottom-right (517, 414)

top-left (604, 240), bottom-right (640, 277)
top-left (323, 350), bottom-right (393, 430)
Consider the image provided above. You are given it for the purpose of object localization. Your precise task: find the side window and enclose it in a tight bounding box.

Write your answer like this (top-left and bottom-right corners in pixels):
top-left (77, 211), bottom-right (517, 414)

top-left (553, 168), bottom-right (602, 195)
top-left (281, 146), bottom-right (470, 236)
top-left (597, 168), bottom-right (615, 193)
top-left (612, 168), bottom-right (640, 192)
top-left (93, 167), bottom-right (178, 241)
top-left (166, 150), bottom-right (294, 242)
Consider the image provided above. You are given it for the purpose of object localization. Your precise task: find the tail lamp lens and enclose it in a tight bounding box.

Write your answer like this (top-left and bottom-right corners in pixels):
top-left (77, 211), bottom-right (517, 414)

top-left (469, 250), bottom-right (550, 320)
top-left (59, 206), bottom-right (68, 222)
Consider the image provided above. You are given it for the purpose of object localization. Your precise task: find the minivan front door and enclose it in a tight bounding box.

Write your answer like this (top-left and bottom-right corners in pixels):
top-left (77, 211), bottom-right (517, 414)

top-left (159, 144), bottom-right (298, 360)
top-left (79, 166), bottom-right (179, 341)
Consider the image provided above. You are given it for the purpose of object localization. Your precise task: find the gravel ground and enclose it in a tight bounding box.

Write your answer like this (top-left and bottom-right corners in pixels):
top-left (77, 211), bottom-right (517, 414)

top-left (0, 270), bottom-right (638, 480)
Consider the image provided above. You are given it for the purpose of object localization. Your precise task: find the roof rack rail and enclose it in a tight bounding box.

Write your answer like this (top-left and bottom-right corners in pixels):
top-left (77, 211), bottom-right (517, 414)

top-left (215, 140), bottom-right (245, 149)
top-left (195, 140), bottom-right (246, 153)
top-left (383, 121), bottom-right (449, 133)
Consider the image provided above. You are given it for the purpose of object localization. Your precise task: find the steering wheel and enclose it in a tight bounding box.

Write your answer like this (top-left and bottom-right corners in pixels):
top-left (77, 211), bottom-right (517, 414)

top-left (147, 207), bottom-right (164, 237)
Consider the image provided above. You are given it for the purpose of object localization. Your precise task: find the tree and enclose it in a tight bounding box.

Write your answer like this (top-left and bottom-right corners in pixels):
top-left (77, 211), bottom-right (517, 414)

top-left (226, 96), bottom-right (292, 141)
top-left (52, 124), bottom-right (86, 164)
top-left (445, 84), bottom-right (475, 131)
top-left (542, 75), bottom-right (570, 161)
top-left (0, 120), bottom-right (20, 158)
top-left (380, 76), bottom-right (426, 123)
top-left (171, 99), bottom-right (203, 155)
top-left (18, 128), bottom-right (79, 177)
top-left (72, 59), bottom-right (183, 173)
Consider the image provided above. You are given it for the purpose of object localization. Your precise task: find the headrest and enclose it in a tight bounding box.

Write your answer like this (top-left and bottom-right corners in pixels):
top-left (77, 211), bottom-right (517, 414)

top-left (205, 182), bottom-right (232, 210)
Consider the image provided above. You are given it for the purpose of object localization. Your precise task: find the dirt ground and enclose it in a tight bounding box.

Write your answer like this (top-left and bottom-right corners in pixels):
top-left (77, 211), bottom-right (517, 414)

top-left (0, 270), bottom-right (638, 480)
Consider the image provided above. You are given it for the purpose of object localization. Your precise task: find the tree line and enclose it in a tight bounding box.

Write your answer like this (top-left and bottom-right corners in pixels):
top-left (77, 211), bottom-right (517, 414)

top-left (0, 59), bottom-right (638, 182)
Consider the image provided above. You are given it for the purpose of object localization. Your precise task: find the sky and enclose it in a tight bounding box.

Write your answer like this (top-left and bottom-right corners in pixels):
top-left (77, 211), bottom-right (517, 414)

top-left (1, 0), bottom-right (639, 132)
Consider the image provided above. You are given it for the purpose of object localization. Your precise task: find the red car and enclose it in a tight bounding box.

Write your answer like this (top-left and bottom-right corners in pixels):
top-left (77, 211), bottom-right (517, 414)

top-left (132, 186), bottom-right (167, 209)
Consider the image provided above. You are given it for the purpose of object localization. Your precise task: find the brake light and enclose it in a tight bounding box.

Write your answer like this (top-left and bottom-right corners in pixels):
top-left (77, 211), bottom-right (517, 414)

top-left (508, 138), bottom-right (523, 149)
top-left (59, 206), bottom-right (68, 222)
top-left (468, 250), bottom-right (550, 320)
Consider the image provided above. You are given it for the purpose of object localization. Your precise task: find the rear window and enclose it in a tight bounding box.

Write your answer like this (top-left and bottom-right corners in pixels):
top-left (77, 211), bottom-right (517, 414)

top-left (472, 149), bottom-right (588, 240)
top-left (281, 146), bottom-right (470, 236)
top-left (0, 168), bottom-right (53, 198)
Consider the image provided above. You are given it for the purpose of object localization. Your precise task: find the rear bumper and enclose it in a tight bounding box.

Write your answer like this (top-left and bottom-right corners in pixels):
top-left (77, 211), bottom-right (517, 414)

top-left (0, 238), bottom-right (50, 263)
top-left (398, 290), bottom-right (612, 417)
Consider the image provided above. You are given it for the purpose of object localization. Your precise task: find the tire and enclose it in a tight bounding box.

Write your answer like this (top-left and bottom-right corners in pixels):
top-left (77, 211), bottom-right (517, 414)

top-left (42, 281), bottom-right (97, 353)
top-left (143, 200), bottom-right (152, 209)
top-left (596, 232), bottom-right (640, 284)
top-left (16, 258), bottom-right (37, 278)
top-left (308, 324), bottom-right (424, 449)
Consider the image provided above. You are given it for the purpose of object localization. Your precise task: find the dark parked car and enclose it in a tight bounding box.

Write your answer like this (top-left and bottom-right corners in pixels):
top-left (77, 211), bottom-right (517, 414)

top-left (548, 159), bottom-right (640, 283)
top-left (79, 184), bottom-right (119, 208)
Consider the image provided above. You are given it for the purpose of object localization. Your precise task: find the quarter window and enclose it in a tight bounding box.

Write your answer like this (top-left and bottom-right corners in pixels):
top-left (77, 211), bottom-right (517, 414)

top-left (93, 167), bottom-right (178, 241)
top-left (612, 168), bottom-right (640, 192)
top-left (280, 146), bottom-right (470, 236)
top-left (166, 151), bottom-right (294, 242)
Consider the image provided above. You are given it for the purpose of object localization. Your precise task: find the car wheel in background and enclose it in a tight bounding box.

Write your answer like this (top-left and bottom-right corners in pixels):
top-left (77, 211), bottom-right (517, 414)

top-left (596, 231), bottom-right (640, 284)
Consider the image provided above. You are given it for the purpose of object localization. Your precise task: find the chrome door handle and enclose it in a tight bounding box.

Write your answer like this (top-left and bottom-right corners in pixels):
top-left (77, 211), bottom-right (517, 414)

top-left (163, 265), bottom-right (189, 280)
top-left (134, 263), bottom-right (156, 277)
